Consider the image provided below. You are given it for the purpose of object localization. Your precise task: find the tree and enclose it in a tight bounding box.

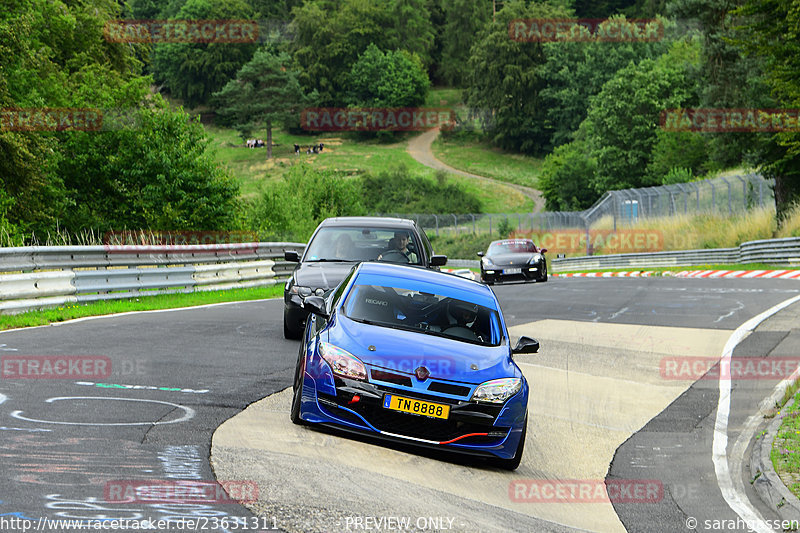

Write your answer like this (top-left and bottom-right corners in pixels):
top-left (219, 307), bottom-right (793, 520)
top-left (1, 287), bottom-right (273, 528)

top-left (465, 0), bottom-right (570, 155)
top-left (539, 16), bottom-right (671, 147)
top-left (579, 39), bottom-right (702, 193)
top-left (734, 0), bottom-right (800, 218)
top-left (151, 0), bottom-right (257, 108)
top-left (538, 141), bottom-right (600, 211)
top-left (214, 49), bottom-right (315, 159)
top-left (290, 0), bottom-right (397, 105)
top-left (439, 0), bottom-right (491, 86)
top-left (346, 44), bottom-right (430, 108)
top-left (55, 102), bottom-right (241, 233)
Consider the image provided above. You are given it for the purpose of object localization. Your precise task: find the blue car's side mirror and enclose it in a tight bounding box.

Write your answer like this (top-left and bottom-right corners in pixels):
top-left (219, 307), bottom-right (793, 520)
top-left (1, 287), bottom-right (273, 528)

top-left (303, 296), bottom-right (329, 318)
top-left (512, 336), bottom-right (539, 355)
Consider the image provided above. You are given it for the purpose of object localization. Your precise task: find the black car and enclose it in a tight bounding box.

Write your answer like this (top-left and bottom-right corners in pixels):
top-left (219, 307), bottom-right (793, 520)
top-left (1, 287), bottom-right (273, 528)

top-left (282, 216), bottom-right (447, 339)
top-left (478, 238), bottom-right (547, 284)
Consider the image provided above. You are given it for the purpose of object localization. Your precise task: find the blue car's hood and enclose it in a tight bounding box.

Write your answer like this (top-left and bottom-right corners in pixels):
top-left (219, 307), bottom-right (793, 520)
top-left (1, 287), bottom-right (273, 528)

top-left (328, 314), bottom-right (519, 384)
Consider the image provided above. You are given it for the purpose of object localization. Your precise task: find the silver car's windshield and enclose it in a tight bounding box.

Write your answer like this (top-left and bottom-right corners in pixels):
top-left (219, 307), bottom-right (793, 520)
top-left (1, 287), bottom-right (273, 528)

top-left (488, 239), bottom-right (537, 254)
top-left (304, 227), bottom-right (422, 265)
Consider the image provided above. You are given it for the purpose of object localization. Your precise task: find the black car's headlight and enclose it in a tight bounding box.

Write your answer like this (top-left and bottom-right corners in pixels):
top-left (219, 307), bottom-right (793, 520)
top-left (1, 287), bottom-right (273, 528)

top-left (289, 285), bottom-right (325, 297)
top-left (472, 378), bottom-right (522, 403)
top-left (530, 254), bottom-right (542, 263)
top-left (482, 257), bottom-right (495, 267)
top-left (319, 341), bottom-right (367, 380)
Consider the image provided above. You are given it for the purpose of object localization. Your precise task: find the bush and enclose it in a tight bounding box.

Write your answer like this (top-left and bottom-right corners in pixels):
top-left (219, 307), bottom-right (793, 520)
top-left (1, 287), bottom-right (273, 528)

top-left (360, 165), bottom-right (481, 214)
top-left (248, 165), bottom-right (366, 242)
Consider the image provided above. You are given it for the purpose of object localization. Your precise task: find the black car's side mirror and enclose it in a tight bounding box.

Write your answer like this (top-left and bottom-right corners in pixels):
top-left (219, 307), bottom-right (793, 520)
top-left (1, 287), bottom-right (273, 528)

top-left (303, 296), bottom-right (329, 318)
top-left (284, 250), bottom-right (300, 262)
top-left (430, 255), bottom-right (447, 266)
top-left (512, 336), bottom-right (539, 355)
top-left (540, 248), bottom-right (548, 254)
top-left (477, 251), bottom-right (485, 257)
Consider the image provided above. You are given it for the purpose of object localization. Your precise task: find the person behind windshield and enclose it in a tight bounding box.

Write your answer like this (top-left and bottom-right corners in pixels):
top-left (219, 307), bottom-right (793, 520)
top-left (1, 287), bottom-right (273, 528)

top-left (377, 231), bottom-right (418, 264)
top-left (332, 233), bottom-right (354, 259)
top-left (442, 299), bottom-right (485, 342)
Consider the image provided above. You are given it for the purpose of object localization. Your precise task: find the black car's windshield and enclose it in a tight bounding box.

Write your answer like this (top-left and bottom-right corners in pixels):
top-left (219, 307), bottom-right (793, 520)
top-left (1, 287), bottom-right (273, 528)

top-left (342, 283), bottom-right (502, 346)
top-left (305, 227), bottom-right (422, 265)
top-left (488, 239), bottom-right (538, 255)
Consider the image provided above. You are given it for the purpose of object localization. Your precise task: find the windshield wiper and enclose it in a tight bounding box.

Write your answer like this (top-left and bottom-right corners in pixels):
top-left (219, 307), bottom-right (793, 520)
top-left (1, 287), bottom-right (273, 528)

top-left (306, 258), bottom-right (359, 263)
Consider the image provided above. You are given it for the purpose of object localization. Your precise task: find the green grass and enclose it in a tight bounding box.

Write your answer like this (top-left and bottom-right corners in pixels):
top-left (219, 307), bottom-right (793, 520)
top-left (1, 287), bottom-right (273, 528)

top-left (771, 388), bottom-right (800, 499)
top-left (205, 124), bottom-right (534, 213)
top-left (425, 87), bottom-right (464, 108)
top-left (432, 135), bottom-right (543, 189)
top-left (0, 285), bottom-right (283, 331)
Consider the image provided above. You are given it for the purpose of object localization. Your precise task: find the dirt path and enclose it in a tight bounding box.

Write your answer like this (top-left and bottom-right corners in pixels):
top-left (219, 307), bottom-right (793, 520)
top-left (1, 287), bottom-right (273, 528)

top-left (407, 128), bottom-right (545, 213)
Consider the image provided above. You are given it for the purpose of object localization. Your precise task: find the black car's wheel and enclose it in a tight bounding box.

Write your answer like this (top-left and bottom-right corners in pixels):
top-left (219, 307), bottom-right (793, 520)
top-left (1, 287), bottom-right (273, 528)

top-left (283, 310), bottom-right (303, 340)
top-left (495, 415), bottom-right (527, 470)
top-left (539, 263), bottom-right (548, 282)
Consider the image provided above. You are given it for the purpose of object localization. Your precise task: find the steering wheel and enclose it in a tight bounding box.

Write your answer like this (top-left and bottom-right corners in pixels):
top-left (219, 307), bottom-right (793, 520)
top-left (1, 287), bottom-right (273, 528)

top-left (442, 326), bottom-right (479, 341)
top-left (378, 250), bottom-right (409, 263)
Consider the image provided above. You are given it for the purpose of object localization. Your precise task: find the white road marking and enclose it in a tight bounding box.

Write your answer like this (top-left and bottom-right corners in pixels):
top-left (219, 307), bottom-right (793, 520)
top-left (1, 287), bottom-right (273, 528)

top-left (0, 344), bottom-right (18, 351)
top-left (713, 293), bottom-right (800, 533)
top-left (10, 396), bottom-right (195, 426)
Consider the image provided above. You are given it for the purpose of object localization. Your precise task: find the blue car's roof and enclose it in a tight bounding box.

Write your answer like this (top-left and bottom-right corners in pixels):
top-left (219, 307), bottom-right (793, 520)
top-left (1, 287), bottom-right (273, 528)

top-left (353, 262), bottom-right (497, 310)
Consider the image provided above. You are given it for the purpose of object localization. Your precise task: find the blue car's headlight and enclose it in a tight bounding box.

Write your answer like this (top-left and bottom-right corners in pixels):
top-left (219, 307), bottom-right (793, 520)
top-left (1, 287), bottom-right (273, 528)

top-left (319, 341), bottom-right (367, 381)
top-left (472, 378), bottom-right (522, 403)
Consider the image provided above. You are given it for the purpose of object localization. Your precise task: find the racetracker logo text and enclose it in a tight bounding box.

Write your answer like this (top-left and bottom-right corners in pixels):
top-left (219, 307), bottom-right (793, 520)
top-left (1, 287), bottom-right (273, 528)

top-left (1, 356), bottom-right (112, 379)
top-left (660, 357), bottom-right (800, 380)
top-left (509, 479), bottom-right (663, 503)
top-left (509, 18), bottom-right (664, 42)
top-left (104, 480), bottom-right (258, 504)
top-left (104, 19), bottom-right (258, 43)
top-left (0, 108), bottom-right (103, 132)
top-left (660, 108), bottom-right (800, 132)
top-left (301, 108), bottom-right (456, 132)
top-left (512, 230), bottom-right (663, 254)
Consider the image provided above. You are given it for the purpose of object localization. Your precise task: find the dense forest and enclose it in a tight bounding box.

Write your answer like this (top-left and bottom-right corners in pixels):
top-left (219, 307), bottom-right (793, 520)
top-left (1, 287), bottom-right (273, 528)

top-left (1, 0), bottom-right (798, 244)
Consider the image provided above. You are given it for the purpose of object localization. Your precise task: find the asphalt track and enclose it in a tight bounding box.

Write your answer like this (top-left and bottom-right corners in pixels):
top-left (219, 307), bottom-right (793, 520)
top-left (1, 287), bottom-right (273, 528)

top-left (1, 277), bottom-right (799, 532)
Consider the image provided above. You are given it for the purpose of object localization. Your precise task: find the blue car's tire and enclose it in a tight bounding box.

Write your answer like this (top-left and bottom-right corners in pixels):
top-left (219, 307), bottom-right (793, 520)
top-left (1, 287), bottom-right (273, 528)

top-left (495, 415), bottom-right (527, 470)
top-left (290, 350), bottom-right (308, 426)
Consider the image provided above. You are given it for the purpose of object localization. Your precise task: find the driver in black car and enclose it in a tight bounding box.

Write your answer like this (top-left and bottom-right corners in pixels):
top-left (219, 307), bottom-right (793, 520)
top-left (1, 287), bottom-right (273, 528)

top-left (377, 231), bottom-right (418, 264)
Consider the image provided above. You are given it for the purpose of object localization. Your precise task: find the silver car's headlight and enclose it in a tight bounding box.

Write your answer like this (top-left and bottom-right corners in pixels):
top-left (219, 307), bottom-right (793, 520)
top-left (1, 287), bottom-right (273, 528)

top-left (472, 378), bottom-right (522, 403)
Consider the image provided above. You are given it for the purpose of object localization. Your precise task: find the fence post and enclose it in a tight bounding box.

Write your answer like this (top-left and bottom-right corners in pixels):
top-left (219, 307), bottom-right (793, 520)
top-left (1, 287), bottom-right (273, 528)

top-left (721, 177), bottom-right (732, 215)
top-left (434, 214), bottom-right (439, 237)
top-left (471, 214), bottom-right (476, 234)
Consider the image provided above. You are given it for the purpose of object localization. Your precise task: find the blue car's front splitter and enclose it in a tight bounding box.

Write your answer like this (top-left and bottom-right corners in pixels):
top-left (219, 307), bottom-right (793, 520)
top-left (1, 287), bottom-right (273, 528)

top-left (297, 371), bottom-right (526, 460)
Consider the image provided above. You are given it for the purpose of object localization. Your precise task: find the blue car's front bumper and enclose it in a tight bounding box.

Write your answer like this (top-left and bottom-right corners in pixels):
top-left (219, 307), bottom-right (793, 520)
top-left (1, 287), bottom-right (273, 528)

top-left (296, 341), bottom-right (529, 460)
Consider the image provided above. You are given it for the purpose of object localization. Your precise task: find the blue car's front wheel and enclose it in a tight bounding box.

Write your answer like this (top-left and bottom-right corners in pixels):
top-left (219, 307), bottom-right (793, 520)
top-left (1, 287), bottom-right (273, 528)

top-left (290, 348), bottom-right (308, 426)
top-left (495, 415), bottom-right (527, 470)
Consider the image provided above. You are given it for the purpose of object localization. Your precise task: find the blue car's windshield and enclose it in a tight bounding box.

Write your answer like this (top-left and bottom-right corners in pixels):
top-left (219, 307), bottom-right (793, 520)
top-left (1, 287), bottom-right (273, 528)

top-left (342, 283), bottom-right (503, 346)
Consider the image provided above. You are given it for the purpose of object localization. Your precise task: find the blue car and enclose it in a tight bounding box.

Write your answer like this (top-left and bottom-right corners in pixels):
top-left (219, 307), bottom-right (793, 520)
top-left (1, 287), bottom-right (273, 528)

top-left (290, 262), bottom-right (539, 470)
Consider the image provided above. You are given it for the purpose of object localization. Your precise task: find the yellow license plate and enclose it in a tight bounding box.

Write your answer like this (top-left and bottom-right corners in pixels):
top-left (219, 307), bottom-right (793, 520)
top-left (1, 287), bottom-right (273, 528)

top-left (383, 395), bottom-right (450, 419)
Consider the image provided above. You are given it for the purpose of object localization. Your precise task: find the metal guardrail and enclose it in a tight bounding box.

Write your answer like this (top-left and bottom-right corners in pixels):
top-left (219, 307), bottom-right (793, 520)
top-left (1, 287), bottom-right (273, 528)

top-left (551, 237), bottom-right (800, 272)
top-left (0, 242), bottom-right (306, 314)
